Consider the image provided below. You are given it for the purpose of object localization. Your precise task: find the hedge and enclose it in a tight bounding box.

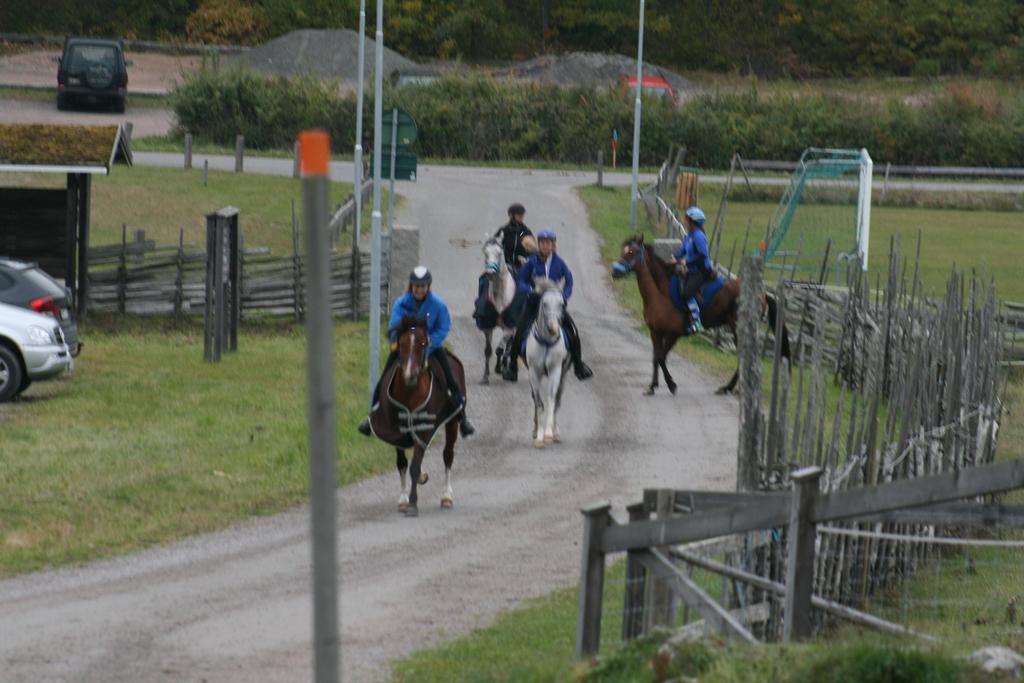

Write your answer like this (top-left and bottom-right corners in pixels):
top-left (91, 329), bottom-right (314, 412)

top-left (172, 69), bottom-right (1024, 168)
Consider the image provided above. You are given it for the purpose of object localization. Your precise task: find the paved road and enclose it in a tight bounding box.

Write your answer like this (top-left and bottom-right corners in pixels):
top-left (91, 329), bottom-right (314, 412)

top-left (0, 98), bottom-right (175, 138)
top-left (0, 157), bottom-right (739, 682)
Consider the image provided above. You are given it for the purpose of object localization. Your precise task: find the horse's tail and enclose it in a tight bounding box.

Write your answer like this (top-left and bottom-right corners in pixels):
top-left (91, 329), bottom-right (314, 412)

top-left (765, 292), bottom-right (792, 368)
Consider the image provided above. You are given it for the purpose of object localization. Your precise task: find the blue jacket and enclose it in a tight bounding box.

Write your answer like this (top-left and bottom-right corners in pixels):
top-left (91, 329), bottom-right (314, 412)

top-left (388, 290), bottom-right (451, 356)
top-left (674, 228), bottom-right (713, 276)
top-left (517, 252), bottom-right (574, 301)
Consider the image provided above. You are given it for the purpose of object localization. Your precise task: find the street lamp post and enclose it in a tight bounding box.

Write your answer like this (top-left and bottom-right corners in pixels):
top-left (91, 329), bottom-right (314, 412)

top-left (354, 0), bottom-right (366, 247)
top-left (368, 0), bottom-right (385, 404)
top-left (629, 0), bottom-right (646, 229)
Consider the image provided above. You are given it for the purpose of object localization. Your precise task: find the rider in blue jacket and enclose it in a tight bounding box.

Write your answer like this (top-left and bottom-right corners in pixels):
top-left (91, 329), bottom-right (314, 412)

top-left (502, 229), bottom-right (593, 382)
top-left (672, 206), bottom-right (715, 335)
top-left (358, 266), bottom-right (475, 437)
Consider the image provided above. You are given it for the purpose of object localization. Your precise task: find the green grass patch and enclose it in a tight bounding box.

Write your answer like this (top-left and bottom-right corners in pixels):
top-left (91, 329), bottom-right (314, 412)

top-left (0, 85), bottom-right (170, 108)
top-left (0, 316), bottom-right (391, 576)
top-left (0, 166), bottom-right (363, 255)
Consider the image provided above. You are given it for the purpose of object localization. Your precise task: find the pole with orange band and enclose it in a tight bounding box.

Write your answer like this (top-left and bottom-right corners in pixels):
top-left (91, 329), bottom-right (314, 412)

top-left (299, 130), bottom-right (340, 683)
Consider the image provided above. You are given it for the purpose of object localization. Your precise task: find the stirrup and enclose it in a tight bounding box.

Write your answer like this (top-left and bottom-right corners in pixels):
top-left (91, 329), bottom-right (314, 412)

top-left (357, 416), bottom-right (372, 436)
top-left (459, 415), bottom-right (476, 437)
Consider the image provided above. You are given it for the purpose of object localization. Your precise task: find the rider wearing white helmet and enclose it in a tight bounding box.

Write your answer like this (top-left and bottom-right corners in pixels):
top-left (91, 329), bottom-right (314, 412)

top-left (358, 266), bottom-right (475, 437)
top-left (671, 206), bottom-right (714, 335)
top-left (502, 228), bottom-right (593, 382)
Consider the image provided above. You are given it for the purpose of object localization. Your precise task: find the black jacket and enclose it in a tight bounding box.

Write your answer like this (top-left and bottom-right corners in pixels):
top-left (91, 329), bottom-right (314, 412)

top-left (494, 220), bottom-right (534, 267)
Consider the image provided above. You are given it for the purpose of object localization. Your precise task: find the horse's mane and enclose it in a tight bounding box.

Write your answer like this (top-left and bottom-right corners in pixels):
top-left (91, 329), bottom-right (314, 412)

top-left (644, 244), bottom-right (673, 285)
top-left (533, 277), bottom-right (563, 297)
top-left (396, 315), bottom-right (427, 337)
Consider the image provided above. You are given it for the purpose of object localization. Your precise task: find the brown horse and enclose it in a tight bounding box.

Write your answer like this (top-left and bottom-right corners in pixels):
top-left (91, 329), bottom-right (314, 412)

top-left (611, 234), bottom-right (790, 395)
top-left (369, 316), bottom-right (464, 517)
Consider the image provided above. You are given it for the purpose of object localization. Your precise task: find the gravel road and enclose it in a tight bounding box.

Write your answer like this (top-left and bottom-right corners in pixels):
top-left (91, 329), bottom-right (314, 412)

top-left (0, 158), bottom-right (739, 682)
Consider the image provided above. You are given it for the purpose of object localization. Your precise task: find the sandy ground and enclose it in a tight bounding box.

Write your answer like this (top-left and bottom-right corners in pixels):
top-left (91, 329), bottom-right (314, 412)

top-left (0, 157), bottom-right (739, 683)
top-left (0, 49), bottom-right (198, 95)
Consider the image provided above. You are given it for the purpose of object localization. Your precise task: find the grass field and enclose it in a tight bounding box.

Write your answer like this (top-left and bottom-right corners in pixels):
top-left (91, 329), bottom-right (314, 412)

top-left (0, 166), bottom-right (364, 255)
top-left (0, 317), bottom-right (391, 577)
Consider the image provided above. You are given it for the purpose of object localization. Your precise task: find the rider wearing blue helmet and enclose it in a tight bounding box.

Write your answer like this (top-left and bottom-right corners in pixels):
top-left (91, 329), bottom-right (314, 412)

top-left (358, 266), bottom-right (475, 437)
top-left (502, 229), bottom-right (593, 382)
top-left (671, 206), bottom-right (714, 335)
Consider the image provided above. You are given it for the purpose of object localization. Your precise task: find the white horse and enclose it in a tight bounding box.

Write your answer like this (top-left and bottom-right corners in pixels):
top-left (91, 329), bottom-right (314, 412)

top-left (526, 279), bottom-right (571, 448)
top-left (477, 239), bottom-right (518, 384)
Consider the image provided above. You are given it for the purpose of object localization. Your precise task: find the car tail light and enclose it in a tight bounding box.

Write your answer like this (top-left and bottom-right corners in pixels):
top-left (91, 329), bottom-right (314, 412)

top-left (31, 296), bottom-right (62, 318)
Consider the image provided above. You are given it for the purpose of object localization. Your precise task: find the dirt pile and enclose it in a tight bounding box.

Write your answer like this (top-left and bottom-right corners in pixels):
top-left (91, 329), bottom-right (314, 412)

top-left (499, 51), bottom-right (693, 94)
top-left (225, 29), bottom-right (417, 81)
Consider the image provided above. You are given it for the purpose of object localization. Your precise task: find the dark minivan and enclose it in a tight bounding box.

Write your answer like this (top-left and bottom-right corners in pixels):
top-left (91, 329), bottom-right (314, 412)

top-left (55, 37), bottom-right (129, 113)
top-left (0, 258), bottom-right (80, 356)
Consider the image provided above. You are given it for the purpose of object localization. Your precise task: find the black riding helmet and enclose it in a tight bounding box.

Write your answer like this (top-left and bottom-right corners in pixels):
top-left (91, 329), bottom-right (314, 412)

top-left (508, 202), bottom-right (526, 217)
top-left (409, 265), bottom-right (432, 286)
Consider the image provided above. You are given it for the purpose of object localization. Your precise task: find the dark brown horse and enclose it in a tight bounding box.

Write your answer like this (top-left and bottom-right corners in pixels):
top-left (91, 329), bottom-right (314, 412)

top-left (369, 316), bottom-right (464, 517)
top-left (611, 234), bottom-right (790, 395)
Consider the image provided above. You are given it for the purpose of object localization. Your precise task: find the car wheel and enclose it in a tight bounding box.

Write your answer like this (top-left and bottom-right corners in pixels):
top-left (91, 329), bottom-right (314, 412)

top-left (57, 92), bottom-right (67, 110)
top-left (0, 344), bottom-right (24, 403)
top-left (114, 96), bottom-right (125, 114)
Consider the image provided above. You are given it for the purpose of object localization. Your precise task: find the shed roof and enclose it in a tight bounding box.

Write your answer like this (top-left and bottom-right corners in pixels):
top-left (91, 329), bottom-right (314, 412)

top-left (0, 123), bottom-right (133, 174)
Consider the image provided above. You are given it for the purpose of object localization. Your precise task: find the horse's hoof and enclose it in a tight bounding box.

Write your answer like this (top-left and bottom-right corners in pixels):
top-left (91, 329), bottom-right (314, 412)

top-left (481, 376), bottom-right (489, 385)
top-left (419, 472), bottom-right (429, 485)
top-left (553, 432), bottom-right (561, 443)
top-left (544, 434), bottom-right (554, 444)
top-left (440, 497), bottom-right (453, 509)
top-left (398, 500), bottom-right (409, 512)
top-left (668, 384), bottom-right (678, 395)
top-left (534, 440), bottom-right (545, 449)
top-left (715, 386), bottom-right (733, 396)
top-left (404, 505), bottom-right (419, 517)
top-left (643, 387), bottom-right (656, 396)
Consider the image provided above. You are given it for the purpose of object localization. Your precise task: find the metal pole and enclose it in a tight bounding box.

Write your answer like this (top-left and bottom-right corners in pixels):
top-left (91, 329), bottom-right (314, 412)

top-left (387, 107), bottom-right (397, 245)
top-left (368, 0), bottom-right (385, 406)
top-left (629, 0), bottom-right (646, 229)
top-left (299, 131), bottom-right (340, 683)
top-left (354, 0), bottom-right (366, 244)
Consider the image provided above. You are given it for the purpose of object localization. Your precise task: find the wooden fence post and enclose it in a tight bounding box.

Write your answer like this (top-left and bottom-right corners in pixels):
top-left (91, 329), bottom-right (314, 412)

top-left (174, 228), bottom-right (184, 320)
top-left (644, 490), bottom-right (676, 631)
top-left (597, 149), bottom-right (604, 187)
top-left (118, 224), bottom-right (127, 315)
top-left (576, 503), bottom-right (611, 660)
top-left (737, 256), bottom-right (765, 492)
top-left (235, 134), bottom-right (244, 173)
top-left (783, 466), bottom-right (823, 641)
top-left (622, 502), bottom-right (649, 641)
top-left (292, 202), bottom-right (302, 322)
top-left (184, 133), bottom-right (192, 170)
top-left (293, 139), bottom-right (301, 179)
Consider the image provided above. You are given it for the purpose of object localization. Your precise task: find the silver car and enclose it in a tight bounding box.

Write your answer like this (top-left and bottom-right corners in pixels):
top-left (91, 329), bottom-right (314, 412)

top-left (0, 301), bottom-right (73, 402)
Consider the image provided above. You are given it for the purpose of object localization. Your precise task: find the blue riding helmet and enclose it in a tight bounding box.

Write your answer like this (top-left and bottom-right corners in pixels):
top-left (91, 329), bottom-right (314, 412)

top-left (537, 229), bottom-right (557, 242)
top-left (685, 206), bottom-right (706, 224)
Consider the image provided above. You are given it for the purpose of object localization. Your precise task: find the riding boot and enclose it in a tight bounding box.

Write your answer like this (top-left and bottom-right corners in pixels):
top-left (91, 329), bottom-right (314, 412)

top-left (432, 350), bottom-right (475, 437)
top-left (562, 312), bottom-right (593, 381)
top-left (686, 298), bottom-right (704, 335)
top-left (357, 350), bottom-right (398, 436)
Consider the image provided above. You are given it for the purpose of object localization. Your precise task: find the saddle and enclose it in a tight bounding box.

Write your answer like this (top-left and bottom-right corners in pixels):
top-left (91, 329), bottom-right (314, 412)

top-left (669, 272), bottom-right (726, 314)
top-left (368, 353), bottom-right (466, 450)
top-left (473, 274), bottom-right (524, 331)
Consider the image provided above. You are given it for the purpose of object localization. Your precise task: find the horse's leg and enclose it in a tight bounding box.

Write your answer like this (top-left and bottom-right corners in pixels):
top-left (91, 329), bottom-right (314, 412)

top-left (543, 356), bottom-right (561, 443)
top-left (441, 421), bottom-right (457, 509)
top-left (405, 447), bottom-right (425, 517)
top-left (659, 334), bottom-right (679, 395)
top-left (482, 329), bottom-right (492, 384)
top-left (396, 449), bottom-right (410, 512)
top-left (531, 367), bottom-right (546, 448)
top-left (717, 324), bottom-right (740, 395)
top-left (553, 356), bottom-right (570, 443)
top-left (647, 331), bottom-right (663, 395)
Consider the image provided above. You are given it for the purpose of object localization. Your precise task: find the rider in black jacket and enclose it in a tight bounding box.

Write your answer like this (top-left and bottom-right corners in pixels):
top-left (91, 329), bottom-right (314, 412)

top-left (494, 203), bottom-right (536, 269)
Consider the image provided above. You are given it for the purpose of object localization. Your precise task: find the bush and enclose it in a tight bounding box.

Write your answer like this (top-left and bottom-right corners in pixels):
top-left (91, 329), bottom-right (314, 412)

top-left (792, 643), bottom-right (963, 683)
top-left (185, 0), bottom-right (269, 46)
top-left (171, 71), bottom-right (1024, 168)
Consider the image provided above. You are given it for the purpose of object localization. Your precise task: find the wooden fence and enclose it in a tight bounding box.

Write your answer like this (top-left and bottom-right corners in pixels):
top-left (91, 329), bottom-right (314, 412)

top-left (85, 180), bottom-right (384, 320)
top-left (577, 458), bottom-right (1024, 657)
